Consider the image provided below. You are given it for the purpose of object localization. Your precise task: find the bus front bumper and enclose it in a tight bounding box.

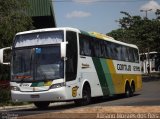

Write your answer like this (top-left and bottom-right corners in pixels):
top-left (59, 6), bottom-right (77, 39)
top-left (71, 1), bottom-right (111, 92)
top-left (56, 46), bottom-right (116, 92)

top-left (11, 87), bottom-right (67, 102)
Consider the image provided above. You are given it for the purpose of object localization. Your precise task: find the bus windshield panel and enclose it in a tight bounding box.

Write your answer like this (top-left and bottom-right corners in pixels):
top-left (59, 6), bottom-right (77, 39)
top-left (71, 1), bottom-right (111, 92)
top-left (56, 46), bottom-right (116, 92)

top-left (11, 31), bottom-right (64, 82)
top-left (14, 31), bottom-right (64, 48)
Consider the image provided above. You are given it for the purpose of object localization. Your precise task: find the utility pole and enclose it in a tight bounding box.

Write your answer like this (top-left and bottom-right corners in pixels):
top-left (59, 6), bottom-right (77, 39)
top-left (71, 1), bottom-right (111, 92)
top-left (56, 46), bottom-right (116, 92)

top-left (140, 9), bottom-right (152, 18)
top-left (140, 9), bottom-right (152, 74)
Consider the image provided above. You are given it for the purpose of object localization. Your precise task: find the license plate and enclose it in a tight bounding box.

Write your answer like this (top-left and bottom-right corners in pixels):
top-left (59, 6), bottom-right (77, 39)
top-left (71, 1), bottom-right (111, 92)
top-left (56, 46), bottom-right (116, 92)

top-left (30, 94), bottom-right (40, 98)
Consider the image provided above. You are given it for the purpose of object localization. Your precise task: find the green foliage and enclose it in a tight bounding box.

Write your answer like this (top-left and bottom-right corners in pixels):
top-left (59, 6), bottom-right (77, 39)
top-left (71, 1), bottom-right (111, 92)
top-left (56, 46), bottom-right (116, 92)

top-left (0, 64), bottom-right (10, 105)
top-left (0, 0), bottom-right (33, 48)
top-left (0, 0), bottom-right (34, 106)
top-left (107, 10), bottom-right (160, 53)
top-left (0, 88), bottom-right (10, 105)
top-left (155, 9), bottom-right (160, 19)
top-left (0, 64), bottom-right (10, 80)
top-left (0, 88), bottom-right (30, 106)
top-left (0, 64), bottom-right (29, 106)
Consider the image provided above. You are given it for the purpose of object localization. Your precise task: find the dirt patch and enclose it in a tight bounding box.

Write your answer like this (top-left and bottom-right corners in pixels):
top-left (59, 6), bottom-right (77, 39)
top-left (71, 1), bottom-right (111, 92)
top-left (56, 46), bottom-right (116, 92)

top-left (20, 106), bottom-right (160, 119)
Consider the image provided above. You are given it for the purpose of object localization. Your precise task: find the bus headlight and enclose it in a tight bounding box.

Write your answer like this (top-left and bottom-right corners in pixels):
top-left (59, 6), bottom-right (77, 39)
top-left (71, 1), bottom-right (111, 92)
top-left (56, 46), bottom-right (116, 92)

top-left (50, 82), bottom-right (66, 89)
top-left (11, 86), bottom-right (20, 91)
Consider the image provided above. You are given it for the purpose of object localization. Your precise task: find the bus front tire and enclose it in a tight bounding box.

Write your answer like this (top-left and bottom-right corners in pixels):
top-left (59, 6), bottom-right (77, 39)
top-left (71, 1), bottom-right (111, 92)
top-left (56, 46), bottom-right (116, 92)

top-left (82, 85), bottom-right (91, 105)
top-left (74, 85), bottom-right (91, 106)
top-left (34, 101), bottom-right (50, 109)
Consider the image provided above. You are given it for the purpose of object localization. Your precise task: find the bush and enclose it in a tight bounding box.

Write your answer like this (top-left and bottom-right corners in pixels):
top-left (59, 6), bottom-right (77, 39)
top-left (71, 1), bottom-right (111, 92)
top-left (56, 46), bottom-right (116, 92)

top-left (0, 88), bottom-right (11, 106)
top-left (0, 64), bottom-right (10, 81)
top-left (0, 64), bottom-right (11, 105)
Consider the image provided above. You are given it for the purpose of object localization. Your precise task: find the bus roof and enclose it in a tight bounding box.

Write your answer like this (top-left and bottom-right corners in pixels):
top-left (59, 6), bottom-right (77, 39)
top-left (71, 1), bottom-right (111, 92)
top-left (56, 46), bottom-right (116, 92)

top-left (140, 51), bottom-right (158, 55)
top-left (16, 27), bottom-right (138, 49)
top-left (16, 27), bottom-right (80, 35)
top-left (80, 30), bottom-right (138, 49)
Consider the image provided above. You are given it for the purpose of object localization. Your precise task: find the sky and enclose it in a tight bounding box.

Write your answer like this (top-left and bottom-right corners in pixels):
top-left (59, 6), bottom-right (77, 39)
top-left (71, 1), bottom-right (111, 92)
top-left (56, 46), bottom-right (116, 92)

top-left (53, 0), bottom-right (160, 34)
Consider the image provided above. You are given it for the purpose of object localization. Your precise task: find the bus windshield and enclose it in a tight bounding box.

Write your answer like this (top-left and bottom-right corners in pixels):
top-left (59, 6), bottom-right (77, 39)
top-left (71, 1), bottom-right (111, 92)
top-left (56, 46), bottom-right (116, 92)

top-left (11, 45), bottom-right (64, 82)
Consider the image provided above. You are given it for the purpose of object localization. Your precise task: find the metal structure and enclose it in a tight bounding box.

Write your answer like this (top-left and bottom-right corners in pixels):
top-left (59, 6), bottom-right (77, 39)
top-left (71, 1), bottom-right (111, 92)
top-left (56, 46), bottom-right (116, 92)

top-left (27, 0), bottom-right (56, 29)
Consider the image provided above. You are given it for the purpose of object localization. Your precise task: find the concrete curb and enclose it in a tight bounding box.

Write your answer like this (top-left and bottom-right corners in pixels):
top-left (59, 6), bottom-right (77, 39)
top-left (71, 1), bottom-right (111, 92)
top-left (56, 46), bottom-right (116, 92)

top-left (0, 104), bottom-right (34, 111)
top-left (0, 102), bottom-right (72, 111)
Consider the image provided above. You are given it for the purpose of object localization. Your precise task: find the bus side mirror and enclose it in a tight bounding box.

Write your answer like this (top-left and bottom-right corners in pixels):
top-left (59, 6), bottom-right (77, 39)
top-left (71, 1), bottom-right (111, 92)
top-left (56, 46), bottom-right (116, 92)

top-left (0, 49), bottom-right (3, 64)
top-left (61, 42), bottom-right (68, 58)
top-left (0, 47), bottom-right (11, 65)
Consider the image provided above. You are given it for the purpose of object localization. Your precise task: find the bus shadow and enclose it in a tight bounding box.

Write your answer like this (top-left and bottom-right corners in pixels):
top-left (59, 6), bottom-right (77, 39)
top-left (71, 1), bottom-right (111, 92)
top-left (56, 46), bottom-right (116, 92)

top-left (9, 103), bottom-right (77, 117)
top-left (10, 94), bottom-right (140, 117)
top-left (91, 94), bottom-right (140, 105)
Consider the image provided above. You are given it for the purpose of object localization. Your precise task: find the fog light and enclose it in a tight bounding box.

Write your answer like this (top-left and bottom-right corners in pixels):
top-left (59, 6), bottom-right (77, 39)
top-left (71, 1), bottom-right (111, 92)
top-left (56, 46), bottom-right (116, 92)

top-left (11, 86), bottom-right (20, 91)
top-left (57, 97), bottom-right (62, 99)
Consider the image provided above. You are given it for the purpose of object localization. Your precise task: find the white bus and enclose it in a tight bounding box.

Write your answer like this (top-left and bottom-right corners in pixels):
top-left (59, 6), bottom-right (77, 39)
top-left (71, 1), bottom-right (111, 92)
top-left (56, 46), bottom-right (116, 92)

top-left (140, 52), bottom-right (160, 73)
top-left (10, 27), bottom-right (142, 108)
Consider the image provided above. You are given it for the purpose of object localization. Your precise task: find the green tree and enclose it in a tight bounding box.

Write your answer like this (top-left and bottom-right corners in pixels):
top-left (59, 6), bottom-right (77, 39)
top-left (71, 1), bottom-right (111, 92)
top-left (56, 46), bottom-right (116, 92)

top-left (107, 11), bottom-right (160, 53)
top-left (0, 0), bottom-right (33, 48)
top-left (155, 9), bottom-right (160, 19)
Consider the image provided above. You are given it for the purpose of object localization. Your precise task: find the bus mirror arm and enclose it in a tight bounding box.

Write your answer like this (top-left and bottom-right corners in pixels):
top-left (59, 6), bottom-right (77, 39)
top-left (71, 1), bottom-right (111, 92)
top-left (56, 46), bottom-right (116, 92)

top-left (0, 47), bottom-right (11, 65)
top-left (61, 42), bottom-right (68, 58)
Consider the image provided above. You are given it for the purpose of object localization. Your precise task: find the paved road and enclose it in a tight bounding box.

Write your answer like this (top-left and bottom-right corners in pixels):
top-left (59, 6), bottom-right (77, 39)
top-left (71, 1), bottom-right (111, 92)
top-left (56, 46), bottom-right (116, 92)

top-left (1, 79), bottom-right (160, 118)
top-left (90, 79), bottom-right (160, 106)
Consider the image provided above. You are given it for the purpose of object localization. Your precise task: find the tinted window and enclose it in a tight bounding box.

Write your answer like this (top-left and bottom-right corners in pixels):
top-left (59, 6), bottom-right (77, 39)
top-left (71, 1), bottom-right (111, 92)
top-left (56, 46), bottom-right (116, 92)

top-left (100, 41), bottom-right (107, 58)
top-left (66, 31), bottom-right (78, 81)
top-left (115, 44), bottom-right (122, 60)
top-left (14, 31), bottom-right (64, 48)
top-left (79, 33), bottom-right (139, 63)
top-left (133, 49), bottom-right (139, 63)
top-left (128, 48), bottom-right (135, 62)
top-left (121, 46), bottom-right (128, 61)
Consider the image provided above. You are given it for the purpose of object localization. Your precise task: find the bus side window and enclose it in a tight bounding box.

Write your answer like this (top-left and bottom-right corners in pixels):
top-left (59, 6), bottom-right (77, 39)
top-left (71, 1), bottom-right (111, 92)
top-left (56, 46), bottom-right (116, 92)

top-left (101, 41), bottom-right (106, 58)
top-left (84, 37), bottom-right (91, 56)
top-left (66, 31), bottom-right (78, 81)
top-left (133, 49), bottom-right (139, 63)
top-left (116, 44), bottom-right (122, 60)
top-left (106, 42), bottom-right (112, 59)
top-left (94, 40), bottom-right (100, 57)
top-left (110, 43), bottom-right (116, 59)
top-left (90, 38), bottom-right (95, 57)
top-left (126, 47), bottom-right (130, 62)
top-left (128, 48), bottom-right (135, 62)
top-left (79, 34), bottom-right (91, 56)
top-left (79, 35), bottom-right (85, 55)
top-left (121, 46), bottom-right (126, 61)
top-left (104, 41), bottom-right (109, 58)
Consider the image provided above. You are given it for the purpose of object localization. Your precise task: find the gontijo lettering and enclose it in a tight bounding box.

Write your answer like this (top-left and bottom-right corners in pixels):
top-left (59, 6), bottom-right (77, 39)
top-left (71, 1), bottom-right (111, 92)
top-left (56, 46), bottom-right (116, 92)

top-left (133, 66), bottom-right (140, 71)
top-left (117, 64), bottom-right (131, 71)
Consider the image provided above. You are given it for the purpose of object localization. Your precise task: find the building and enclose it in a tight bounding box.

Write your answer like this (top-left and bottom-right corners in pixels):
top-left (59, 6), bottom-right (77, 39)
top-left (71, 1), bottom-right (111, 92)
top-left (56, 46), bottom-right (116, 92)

top-left (140, 52), bottom-right (160, 73)
top-left (27, 0), bottom-right (56, 29)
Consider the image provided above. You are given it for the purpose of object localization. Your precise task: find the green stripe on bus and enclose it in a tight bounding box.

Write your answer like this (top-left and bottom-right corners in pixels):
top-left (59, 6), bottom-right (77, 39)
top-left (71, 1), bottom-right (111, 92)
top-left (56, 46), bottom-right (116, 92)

top-left (31, 82), bottom-right (38, 87)
top-left (100, 59), bottom-right (115, 95)
top-left (80, 30), bottom-right (95, 37)
top-left (92, 57), bottom-right (109, 96)
top-left (31, 82), bottom-right (44, 87)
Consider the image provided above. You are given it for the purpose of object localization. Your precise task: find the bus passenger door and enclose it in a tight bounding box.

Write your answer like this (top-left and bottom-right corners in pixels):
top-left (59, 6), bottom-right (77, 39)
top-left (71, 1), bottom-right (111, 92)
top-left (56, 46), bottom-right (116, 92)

top-left (65, 31), bottom-right (79, 99)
